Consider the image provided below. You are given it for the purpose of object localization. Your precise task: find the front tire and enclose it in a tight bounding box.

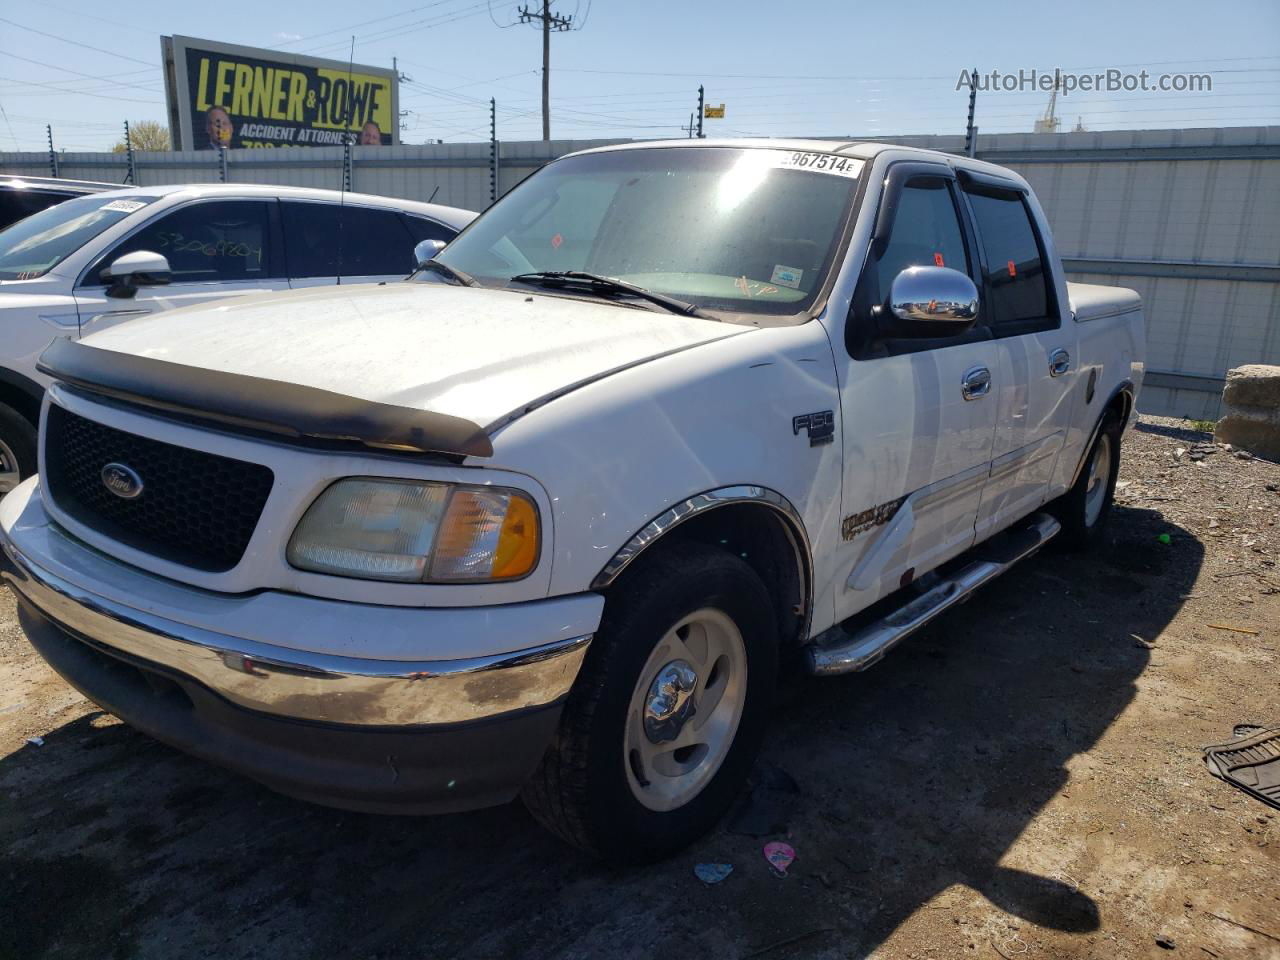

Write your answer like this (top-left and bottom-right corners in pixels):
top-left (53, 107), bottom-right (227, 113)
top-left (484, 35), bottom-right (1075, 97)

top-left (522, 542), bottom-right (777, 862)
top-left (1052, 411), bottom-right (1122, 549)
top-left (0, 402), bottom-right (37, 496)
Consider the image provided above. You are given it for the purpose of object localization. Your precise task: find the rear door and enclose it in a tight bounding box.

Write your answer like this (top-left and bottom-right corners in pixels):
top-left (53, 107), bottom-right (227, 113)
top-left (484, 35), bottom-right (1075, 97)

top-left (281, 201), bottom-right (421, 288)
top-left (960, 173), bottom-right (1078, 540)
top-left (833, 162), bottom-right (1000, 620)
top-left (74, 199), bottom-right (283, 336)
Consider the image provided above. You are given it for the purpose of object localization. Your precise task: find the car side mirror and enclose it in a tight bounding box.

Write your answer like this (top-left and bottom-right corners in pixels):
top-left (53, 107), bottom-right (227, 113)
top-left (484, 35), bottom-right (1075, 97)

top-left (888, 265), bottom-right (979, 328)
top-left (102, 250), bottom-right (171, 299)
top-left (414, 238), bottom-right (447, 269)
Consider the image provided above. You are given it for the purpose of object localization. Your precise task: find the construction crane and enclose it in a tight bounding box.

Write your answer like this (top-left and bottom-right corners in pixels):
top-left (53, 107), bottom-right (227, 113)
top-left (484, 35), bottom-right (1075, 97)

top-left (1034, 72), bottom-right (1062, 134)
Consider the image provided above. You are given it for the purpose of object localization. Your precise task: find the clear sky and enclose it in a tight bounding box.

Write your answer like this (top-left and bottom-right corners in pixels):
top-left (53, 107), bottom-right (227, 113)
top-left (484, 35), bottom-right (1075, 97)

top-left (1, 0), bottom-right (1277, 151)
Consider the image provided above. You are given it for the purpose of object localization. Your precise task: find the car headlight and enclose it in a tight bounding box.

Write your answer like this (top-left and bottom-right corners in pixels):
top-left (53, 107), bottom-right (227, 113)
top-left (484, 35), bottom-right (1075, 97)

top-left (287, 478), bottom-right (540, 583)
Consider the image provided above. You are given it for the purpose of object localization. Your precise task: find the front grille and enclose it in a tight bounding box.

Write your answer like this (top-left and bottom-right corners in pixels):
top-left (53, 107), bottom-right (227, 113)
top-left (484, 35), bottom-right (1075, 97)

top-left (43, 403), bottom-right (274, 572)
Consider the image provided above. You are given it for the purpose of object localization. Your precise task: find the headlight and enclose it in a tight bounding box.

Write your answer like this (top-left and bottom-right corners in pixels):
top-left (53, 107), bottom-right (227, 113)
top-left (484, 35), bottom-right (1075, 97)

top-left (287, 478), bottom-right (540, 583)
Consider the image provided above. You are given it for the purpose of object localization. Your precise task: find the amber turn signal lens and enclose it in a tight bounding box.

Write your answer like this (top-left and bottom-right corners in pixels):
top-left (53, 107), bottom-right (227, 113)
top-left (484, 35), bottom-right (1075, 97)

top-left (430, 488), bottom-right (539, 581)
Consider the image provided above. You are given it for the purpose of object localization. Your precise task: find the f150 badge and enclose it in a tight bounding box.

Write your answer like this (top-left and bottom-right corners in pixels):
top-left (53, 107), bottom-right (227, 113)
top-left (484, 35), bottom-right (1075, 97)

top-left (792, 411), bottom-right (834, 447)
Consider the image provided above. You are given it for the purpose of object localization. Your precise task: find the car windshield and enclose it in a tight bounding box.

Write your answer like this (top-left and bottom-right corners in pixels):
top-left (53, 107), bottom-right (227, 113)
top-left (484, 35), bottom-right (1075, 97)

top-left (0, 194), bottom-right (158, 281)
top-left (432, 147), bottom-right (863, 319)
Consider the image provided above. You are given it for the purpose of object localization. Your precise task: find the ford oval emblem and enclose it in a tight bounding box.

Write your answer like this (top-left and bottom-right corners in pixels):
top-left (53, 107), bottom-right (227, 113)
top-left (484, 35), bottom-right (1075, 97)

top-left (101, 462), bottom-right (144, 500)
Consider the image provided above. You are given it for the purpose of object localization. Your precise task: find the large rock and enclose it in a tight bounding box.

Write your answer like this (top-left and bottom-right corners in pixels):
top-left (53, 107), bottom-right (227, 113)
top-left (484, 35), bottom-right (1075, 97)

top-left (1216, 364), bottom-right (1280, 461)
top-left (1223, 364), bottom-right (1280, 409)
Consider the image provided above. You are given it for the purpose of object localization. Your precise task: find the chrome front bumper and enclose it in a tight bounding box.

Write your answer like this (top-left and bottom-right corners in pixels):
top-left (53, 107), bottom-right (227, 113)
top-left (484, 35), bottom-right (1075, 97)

top-left (2, 536), bottom-right (591, 727)
top-left (0, 479), bottom-right (597, 729)
top-left (1, 478), bottom-right (602, 813)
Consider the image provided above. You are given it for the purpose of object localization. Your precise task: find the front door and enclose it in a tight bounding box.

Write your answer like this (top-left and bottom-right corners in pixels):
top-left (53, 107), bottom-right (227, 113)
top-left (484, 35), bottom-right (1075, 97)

top-left (74, 199), bottom-right (284, 336)
top-left (833, 165), bottom-right (999, 622)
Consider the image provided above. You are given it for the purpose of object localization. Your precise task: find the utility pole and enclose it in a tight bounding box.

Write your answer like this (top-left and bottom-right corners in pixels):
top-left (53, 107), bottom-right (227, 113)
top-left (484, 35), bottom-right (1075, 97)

top-left (46, 124), bottom-right (58, 178)
top-left (489, 97), bottom-right (498, 204)
top-left (518, 1), bottom-right (572, 140)
top-left (122, 120), bottom-right (137, 184)
top-left (686, 113), bottom-right (695, 138)
top-left (696, 85), bottom-right (705, 139)
top-left (963, 67), bottom-right (978, 158)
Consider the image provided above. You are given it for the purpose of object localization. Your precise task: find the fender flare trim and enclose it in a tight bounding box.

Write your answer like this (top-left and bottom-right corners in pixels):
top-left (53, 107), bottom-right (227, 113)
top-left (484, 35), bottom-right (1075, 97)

top-left (589, 484), bottom-right (815, 641)
top-left (1069, 380), bottom-right (1135, 489)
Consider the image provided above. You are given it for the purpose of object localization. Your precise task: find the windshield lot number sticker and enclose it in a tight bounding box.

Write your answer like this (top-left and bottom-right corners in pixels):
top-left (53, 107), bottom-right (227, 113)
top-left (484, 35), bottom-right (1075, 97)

top-left (778, 152), bottom-right (863, 178)
top-left (101, 199), bottom-right (147, 213)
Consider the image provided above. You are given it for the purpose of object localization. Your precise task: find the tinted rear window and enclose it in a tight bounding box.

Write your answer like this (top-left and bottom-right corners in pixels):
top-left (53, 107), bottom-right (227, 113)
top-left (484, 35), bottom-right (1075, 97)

top-left (283, 202), bottom-right (417, 279)
top-left (965, 189), bottom-right (1053, 328)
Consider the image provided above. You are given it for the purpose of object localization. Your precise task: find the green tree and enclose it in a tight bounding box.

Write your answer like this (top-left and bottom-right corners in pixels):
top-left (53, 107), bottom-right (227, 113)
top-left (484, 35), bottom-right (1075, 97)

top-left (112, 120), bottom-right (170, 153)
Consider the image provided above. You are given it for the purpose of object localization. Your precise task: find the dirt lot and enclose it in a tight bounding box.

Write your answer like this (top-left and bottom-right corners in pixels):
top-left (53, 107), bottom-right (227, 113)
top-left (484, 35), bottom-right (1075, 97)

top-left (1, 415), bottom-right (1277, 960)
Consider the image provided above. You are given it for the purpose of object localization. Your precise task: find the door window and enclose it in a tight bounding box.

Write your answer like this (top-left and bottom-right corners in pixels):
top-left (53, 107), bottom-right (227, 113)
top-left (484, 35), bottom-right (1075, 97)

top-left (403, 215), bottom-right (457, 245)
top-left (282, 202), bottom-right (417, 279)
top-left (87, 200), bottom-right (272, 285)
top-left (963, 188), bottom-right (1055, 332)
top-left (874, 179), bottom-right (970, 298)
top-left (849, 175), bottom-right (980, 358)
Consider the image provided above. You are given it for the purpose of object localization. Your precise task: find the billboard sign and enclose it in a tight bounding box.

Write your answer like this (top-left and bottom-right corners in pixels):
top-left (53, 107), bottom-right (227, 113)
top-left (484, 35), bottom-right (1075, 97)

top-left (161, 35), bottom-right (399, 150)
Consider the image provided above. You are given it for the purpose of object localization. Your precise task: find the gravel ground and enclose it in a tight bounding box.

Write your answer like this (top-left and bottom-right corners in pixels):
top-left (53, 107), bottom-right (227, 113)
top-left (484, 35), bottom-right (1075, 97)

top-left (1, 415), bottom-right (1277, 960)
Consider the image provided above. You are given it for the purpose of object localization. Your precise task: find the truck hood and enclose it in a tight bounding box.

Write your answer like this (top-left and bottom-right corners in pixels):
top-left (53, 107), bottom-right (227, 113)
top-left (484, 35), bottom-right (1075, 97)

top-left (81, 282), bottom-right (747, 427)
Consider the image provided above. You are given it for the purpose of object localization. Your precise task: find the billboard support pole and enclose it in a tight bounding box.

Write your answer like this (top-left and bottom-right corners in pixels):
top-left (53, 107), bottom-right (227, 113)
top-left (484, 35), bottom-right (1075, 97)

top-left (123, 120), bottom-right (137, 185)
top-left (46, 125), bottom-right (59, 178)
top-left (489, 98), bottom-right (498, 205)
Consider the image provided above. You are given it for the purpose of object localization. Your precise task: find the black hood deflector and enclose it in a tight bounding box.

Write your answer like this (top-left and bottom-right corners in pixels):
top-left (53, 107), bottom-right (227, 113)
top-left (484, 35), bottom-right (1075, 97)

top-left (37, 338), bottom-right (494, 459)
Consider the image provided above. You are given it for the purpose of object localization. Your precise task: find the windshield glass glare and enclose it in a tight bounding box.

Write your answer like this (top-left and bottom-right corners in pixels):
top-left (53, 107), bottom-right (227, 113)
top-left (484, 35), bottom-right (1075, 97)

top-left (0, 194), bottom-right (158, 281)
top-left (434, 147), bottom-right (860, 317)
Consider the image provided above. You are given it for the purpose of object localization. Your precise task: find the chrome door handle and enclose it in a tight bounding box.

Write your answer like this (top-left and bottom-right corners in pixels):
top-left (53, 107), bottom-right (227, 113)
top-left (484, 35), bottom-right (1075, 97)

top-left (961, 366), bottom-right (991, 401)
top-left (1048, 348), bottom-right (1071, 377)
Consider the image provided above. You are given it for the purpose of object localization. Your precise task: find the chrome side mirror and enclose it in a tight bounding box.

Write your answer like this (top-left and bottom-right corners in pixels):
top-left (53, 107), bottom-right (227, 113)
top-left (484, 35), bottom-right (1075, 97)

top-left (414, 238), bottom-right (447, 269)
top-left (889, 266), bottom-right (979, 325)
top-left (102, 250), bottom-right (172, 299)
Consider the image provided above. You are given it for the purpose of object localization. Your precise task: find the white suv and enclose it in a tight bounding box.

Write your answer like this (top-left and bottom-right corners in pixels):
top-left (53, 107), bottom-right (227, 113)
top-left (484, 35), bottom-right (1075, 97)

top-left (0, 183), bottom-right (475, 493)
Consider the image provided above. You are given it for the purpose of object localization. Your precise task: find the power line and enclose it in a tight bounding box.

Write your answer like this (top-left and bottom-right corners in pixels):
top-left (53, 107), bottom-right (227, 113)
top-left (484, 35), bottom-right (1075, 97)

top-left (0, 52), bottom-right (162, 94)
top-left (0, 17), bottom-right (156, 66)
top-left (0, 74), bottom-right (159, 104)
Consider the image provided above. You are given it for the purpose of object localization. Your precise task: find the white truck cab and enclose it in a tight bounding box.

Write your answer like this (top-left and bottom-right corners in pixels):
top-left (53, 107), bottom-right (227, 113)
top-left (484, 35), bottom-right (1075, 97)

top-left (0, 140), bottom-right (1143, 861)
top-left (0, 183), bottom-right (474, 494)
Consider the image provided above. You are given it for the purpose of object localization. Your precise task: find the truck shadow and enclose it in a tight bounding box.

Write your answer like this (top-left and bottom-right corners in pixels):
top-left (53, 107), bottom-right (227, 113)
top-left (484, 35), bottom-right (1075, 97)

top-left (0, 505), bottom-right (1199, 960)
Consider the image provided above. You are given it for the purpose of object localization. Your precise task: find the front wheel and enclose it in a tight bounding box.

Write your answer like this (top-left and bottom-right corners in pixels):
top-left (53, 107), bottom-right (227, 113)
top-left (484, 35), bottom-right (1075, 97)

top-left (1051, 411), bottom-right (1122, 549)
top-left (522, 542), bottom-right (777, 862)
top-left (0, 402), bottom-right (37, 496)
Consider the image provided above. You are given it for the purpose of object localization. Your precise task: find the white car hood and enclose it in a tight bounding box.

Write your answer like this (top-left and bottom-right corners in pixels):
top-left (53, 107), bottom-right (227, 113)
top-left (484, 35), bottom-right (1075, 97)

top-left (80, 282), bottom-right (747, 427)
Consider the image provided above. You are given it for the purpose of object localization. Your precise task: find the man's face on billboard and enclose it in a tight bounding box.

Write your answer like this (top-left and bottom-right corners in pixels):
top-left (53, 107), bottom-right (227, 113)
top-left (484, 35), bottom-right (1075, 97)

top-left (360, 122), bottom-right (382, 145)
top-left (207, 107), bottom-right (232, 146)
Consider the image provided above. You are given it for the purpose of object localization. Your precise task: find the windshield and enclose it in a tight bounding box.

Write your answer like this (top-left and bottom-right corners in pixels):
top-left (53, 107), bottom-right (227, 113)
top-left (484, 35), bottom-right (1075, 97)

top-left (0, 194), bottom-right (158, 281)
top-left (433, 147), bottom-right (862, 318)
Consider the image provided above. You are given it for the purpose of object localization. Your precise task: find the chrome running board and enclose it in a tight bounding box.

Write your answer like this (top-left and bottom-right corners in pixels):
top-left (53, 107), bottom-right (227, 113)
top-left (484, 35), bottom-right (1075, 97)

top-left (806, 513), bottom-right (1061, 676)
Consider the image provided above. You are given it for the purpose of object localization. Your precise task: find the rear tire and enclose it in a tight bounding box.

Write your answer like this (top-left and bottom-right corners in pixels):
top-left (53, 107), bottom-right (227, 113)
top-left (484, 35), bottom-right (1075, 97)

top-left (522, 542), bottom-right (777, 862)
top-left (0, 402), bottom-right (37, 496)
top-left (1051, 411), bottom-right (1122, 550)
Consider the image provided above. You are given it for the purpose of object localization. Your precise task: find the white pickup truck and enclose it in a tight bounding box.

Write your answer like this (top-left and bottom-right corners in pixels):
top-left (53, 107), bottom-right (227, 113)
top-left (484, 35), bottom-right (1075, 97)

top-left (0, 139), bottom-right (1143, 862)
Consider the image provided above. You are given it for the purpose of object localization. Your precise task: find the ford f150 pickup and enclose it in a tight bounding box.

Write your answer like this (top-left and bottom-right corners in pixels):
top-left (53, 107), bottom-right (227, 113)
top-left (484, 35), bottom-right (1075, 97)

top-left (0, 140), bottom-right (1144, 861)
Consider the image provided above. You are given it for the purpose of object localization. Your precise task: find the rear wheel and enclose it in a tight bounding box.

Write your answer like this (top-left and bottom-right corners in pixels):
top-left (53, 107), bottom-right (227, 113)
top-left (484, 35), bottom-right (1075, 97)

top-left (522, 542), bottom-right (776, 862)
top-left (0, 402), bottom-right (37, 496)
top-left (1052, 411), bottom-right (1122, 549)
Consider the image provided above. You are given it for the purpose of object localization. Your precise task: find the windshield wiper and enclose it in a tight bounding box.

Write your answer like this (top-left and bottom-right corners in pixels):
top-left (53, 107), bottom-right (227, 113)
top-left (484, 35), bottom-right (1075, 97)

top-left (510, 270), bottom-right (710, 318)
top-left (418, 259), bottom-right (476, 286)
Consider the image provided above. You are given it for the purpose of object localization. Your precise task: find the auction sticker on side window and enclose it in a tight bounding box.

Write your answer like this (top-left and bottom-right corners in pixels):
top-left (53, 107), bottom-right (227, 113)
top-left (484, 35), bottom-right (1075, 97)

top-left (773, 151), bottom-right (864, 178)
top-left (101, 199), bottom-right (147, 214)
